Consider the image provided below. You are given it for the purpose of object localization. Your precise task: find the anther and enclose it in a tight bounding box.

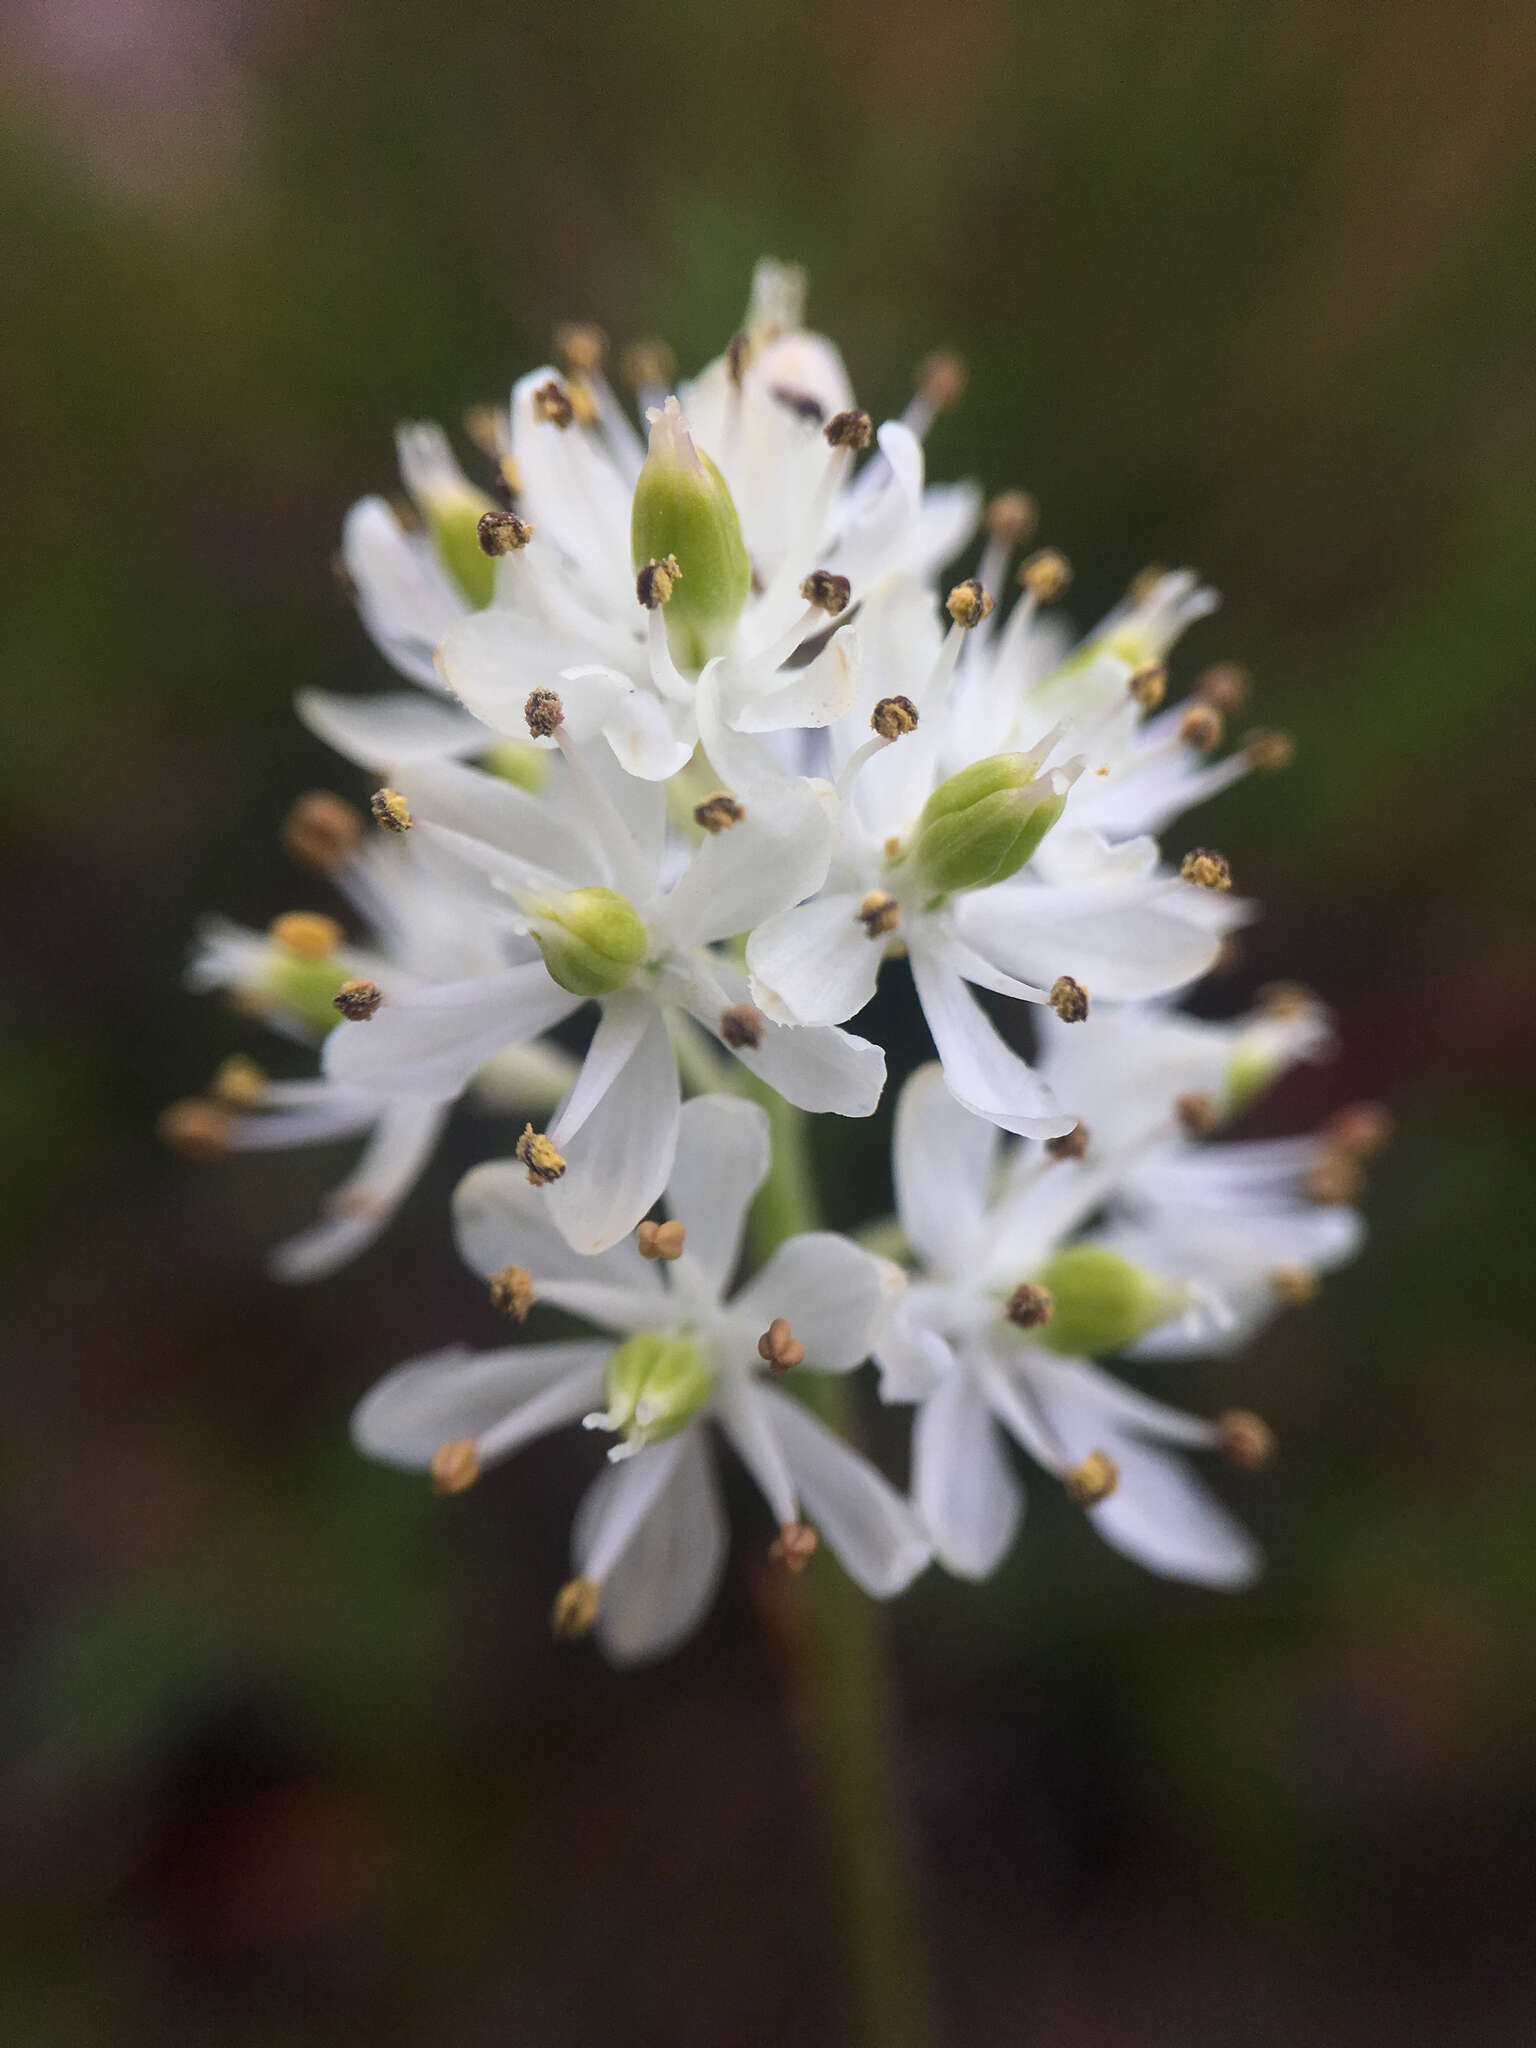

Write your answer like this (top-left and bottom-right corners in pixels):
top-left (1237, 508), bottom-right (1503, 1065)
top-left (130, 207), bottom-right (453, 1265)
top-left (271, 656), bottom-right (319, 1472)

top-left (915, 350), bottom-right (967, 412)
top-left (637, 1219), bottom-right (686, 1261)
top-left (1019, 548), bottom-right (1072, 600)
top-left (1196, 662), bottom-right (1249, 713)
top-left (1256, 980), bottom-right (1313, 1019)
top-left (857, 891), bottom-right (900, 939)
top-left (554, 322), bottom-right (606, 374)
top-left (516, 1125), bottom-right (567, 1187)
top-left (720, 1002), bottom-right (765, 1051)
top-left (551, 1577), bottom-right (601, 1639)
top-left (1128, 661), bottom-right (1167, 711)
top-left (1180, 848), bottom-right (1233, 891)
top-left (477, 509), bottom-right (534, 556)
top-left (769, 1521), bottom-right (819, 1573)
top-left (1048, 975), bottom-right (1089, 1023)
top-left (1064, 1451), bottom-right (1119, 1506)
top-left (1321, 1101), bottom-right (1394, 1159)
top-left (1175, 1090), bottom-right (1221, 1137)
top-left (725, 330), bottom-right (753, 386)
top-left (1178, 702), bottom-right (1224, 751)
top-left (566, 379), bottom-right (600, 428)
top-left (1216, 1410), bottom-right (1276, 1471)
top-left (1005, 1282), bottom-right (1055, 1330)
top-left (800, 569), bottom-right (852, 615)
top-left (694, 792), bottom-right (745, 834)
top-left (370, 787), bottom-right (412, 833)
top-left (463, 403), bottom-right (509, 458)
top-left (1245, 729), bottom-right (1295, 773)
top-left (268, 911), bottom-right (342, 960)
top-left (620, 338), bottom-right (676, 390)
top-left (333, 978), bottom-right (383, 1022)
top-left (531, 379), bottom-right (575, 429)
top-left (282, 792), bottom-right (363, 872)
top-left (1305, 1150), bottom-right (1364, 1205)
top-left (1268, 1266), bottom-right (1318, 1307)
top-left (824, 408), bottom-right (873, 451)
top-left (986, 490), bottom-right (1038, 545)
top-left (524, 687), bottom-right (564, 739)
top-left (946, 579), bottom-right (995, 629)
top-left (757, 1318), bottom-right (806, 1373)
top-left (635, 554), bottom-right (682, 609)
top-left (158, 1098), bottom-right (233, 1159)
top-left (489, 1264), bottom-right (535, 1321)
top-left (211, 1054), bottom-right (267, 1110)
top-left (1127, 564), bottom-right (1167, 606)
top-left (871, 695), bottom-right (919, 740)
top-left (1046, 1124), bottom-right (1089, 1162)
top-left (429, 1438), bottom-right (480, 1495)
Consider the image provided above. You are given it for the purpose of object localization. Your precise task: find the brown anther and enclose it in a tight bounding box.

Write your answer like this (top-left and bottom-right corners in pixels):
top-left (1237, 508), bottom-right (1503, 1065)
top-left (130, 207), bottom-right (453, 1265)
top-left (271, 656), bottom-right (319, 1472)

top-left (636, 554), bottom-right (682, 609)
top-left (857, 891), bottom-right (900, 939)
top-left (1305, 1149), bottom-right (1364, 1206)
top-left (477, 509), bottom-right (534, 556)
top-left (551, 1577), bottom-right (601, 1639)
top-left (524, 687), bottom-right (564, 739)
top-left (531, 379), bottom-right (575, 429)
top-left (158, 1098), bottom-right (233, 1159)
top-left (800, 569), bottom-right (852, 615)
top-left (554, 322), bottom-right (606, 373)
top-left (282, 791), bottom-right (363, 872)
top-left (1245, 729), bottom-right (1296, 773)
top-left (986, 490), bottom-right (1037, 545)
top-left (1045, 1124), bottom-right (1089, 1162)
top-left (946, 579), bottom-right (995, 629)
top-left (720, 1002), bottom-right (765, 1051)
top-left (429, 1438), bottom-right (480, 1495)
top-left (725, 330), bottom-right (753, 386)
top-left (1180, 848), bottom-right (1233, 892)
top-left (1048, 975), bottom-right (1089, 1023)
top-left (637, 1219), bottom-right (686, 1262)
top-left (769, 1521), bottom-right (819, 1573)
top-left (1268, 1265), bottom-right (1318, 1307)
top-left (694, 792), bottom-right (745, 834)
top-left (1196, 662), bottom-right (1249, 713)
top-left (1005, 1282), bottom-right (1055, 1330)
top-left (370, 787), bottom-right (412, 834)
top-left (757, 1317), bottom-right (806, 1374)
top-left (871, 695), bottom-right (919, 740)
top-left (516, 1125), bottom-right (567, 1187)
top-left (1178, 702), bottom-right (1225, 752)
top-left (1019, 548), bottom-right (1072, 600)
top-left (1321, 1101), bottom-right (1394, 1160)
top-left (1256, 979), bottom-right (1314, 1020)
top-left (824, 408), bottom-right (873, 451)
top-left (620, 337), bottom-right (676, 390)
top-left (1175, 1090), bottom-right (1221, 1137)
top-left (211, 1054), bottom-right (267, 1110)
top-left (1128, 660), bottom-right (1168, 711)
top-left (488, 1264), bottom-right (535, 1321)
top-left (1216, 1410), bottom-right (1276, 1471)
top-left (1064, 1451), bottom-right (1119, 1506)
top-left (268, 911), bottom-right (342, 960)
top-left (916, 350), bottom-right (967, 411)
top-left (333, 977), bottom-right (383, 1022)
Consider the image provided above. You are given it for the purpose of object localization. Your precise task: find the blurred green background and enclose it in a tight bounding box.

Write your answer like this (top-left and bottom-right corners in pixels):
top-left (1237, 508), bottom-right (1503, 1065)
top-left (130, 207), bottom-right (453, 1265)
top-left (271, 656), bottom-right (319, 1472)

top-left (4, 2), bottom-right (1535, 2040)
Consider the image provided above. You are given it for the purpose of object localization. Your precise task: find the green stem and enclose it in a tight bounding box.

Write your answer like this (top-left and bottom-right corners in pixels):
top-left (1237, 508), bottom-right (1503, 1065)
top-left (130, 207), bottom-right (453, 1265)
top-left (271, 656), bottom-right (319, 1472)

top-left (749, 1086), bottom-right (943, 2048)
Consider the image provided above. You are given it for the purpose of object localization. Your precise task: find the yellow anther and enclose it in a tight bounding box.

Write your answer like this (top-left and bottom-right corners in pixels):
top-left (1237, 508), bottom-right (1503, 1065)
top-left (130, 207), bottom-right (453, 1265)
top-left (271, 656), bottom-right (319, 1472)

top-left (637, 1219), bottom-right (686, 1261)
top-left (268, 911), bottom-right (343, 960)
top-left (915, 350), bottom-right (967, 411)
top-left (429, 1438), bottom-right (480, 1495)
top-left (1064, 1451), bottom-right (1119, 1507)
top-left (158, 1098), bottom-right (233, 1159)
top-left (871, 695), bottom-right (919, 740)
top-left (1048, 975), bottom-right (1089, 1023)
top-left (1217, 1410), bottom-right (1277, 1471)
top-left (1320, 1101), bottom-right (1393, 1160)
top-left (333, 978), bottom-right (383, 1022)
top-left (516, 1124), bottom-right (567, 1187)
top-left (946, 579), bottom-right (994, 629)
top-left (477, 509), bottom-right (534, 556)
top-left (1306, 1149), bottom-right (1365, 1205)
top-left (370, 787), bottom-right (412, 834)
top-left (211, 1054), bottom-right (267, 1110)
top-left (1045, 1125), bottom-right (1089, 1162)
top-left (757, 1317), bottom-right (806, 1374)
top-left (635, 554), bottom-right (682, 608)
top-left (620, 338), bottom-right (676, 390)
top-left (986, 490), bottom-right (1037, 544)
top-left (554, 322), bottom-right (607, 374)
top-left (282, 792), bottom-right (363, 872)
top-left (1245, 729), bottom-right (1295, 773)
top-left (1256, 979), bottom-right (1314, 1019)
top-left (1178, 702), bottom-right (1224, 751)
top-left (1019, 548), bottom-right (1072, 600)
top-left (1180, 848), bottom-right (1233, 891)
top-left (489, 1264), bottom-right (535, 1321)
top-left (551, 1576), bottom-right (601, 1639)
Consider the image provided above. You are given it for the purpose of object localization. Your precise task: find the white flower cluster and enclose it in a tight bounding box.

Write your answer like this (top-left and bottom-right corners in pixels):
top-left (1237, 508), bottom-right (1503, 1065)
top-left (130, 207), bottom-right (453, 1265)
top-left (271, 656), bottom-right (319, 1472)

top-left (167, 261), bottom-right (1383, 1663)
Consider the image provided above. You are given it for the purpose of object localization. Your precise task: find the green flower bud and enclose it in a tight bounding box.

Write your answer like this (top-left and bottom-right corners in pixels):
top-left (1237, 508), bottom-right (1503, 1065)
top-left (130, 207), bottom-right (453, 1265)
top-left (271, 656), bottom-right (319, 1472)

top-left (1026, 1245), bottom-right (1183, 1358)
top-left (600, 1331), bottom-right (712, 1452)
top-left (396, 423), bottom-right (500, 608)
top-left (261, 913), bottom-right (349, 1035)
top-left (910, 755), bottom-right (1068, 897)
top-left (630, 398), bottom-right (751, 669)
top-left (526, 887), bottom-right (649, 997)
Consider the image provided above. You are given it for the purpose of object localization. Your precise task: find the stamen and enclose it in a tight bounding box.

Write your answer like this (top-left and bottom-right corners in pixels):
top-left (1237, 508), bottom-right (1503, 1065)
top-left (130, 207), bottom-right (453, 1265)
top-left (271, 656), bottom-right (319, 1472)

top-left (635, 553), bottom-right (682, 609)
top-left (554, 323), bottom-right (607, 375)
top-left (946, 579), bottom-right (995, 630)
top-left (1048, 975), bottom-right (1089, 1022)
top-left (1175, 1090), bottom-right (1221, 1137)
top-left (429, 1439), bottom-right (480, 1495)
top-left (1178, 702), bottom-right (1224, 752)
top-left (333, 978), bottom-right (383, 1022)
top-left (268, 911), bottom-right (343, 960)
top-left (1321, 1101), bottom-right (1393, 1159)
top-left (1128, 661), bottom-right (1168, 711)
top-left (757, 1317), bottom-right (806, 1373)
top-left (282, 792), bottom-right (363, 872)
top-left (720, 1002), bottom-right (765, 1051)
top-left (903, 351), bottom-right (967, 438)
top-left (1018, 548), bottom-right (1072, 601)
top-left (824, 408), bottom-right (874, 450)
top-left (1196, 661), bottom-right (1249, 712)
top-left (158, 1098), bottom-right (232, 1159)
top-left (1268, 1266), bottom-right (1317, 1307)
top-left (1305, 1150), bottom-right (1364, 1205)
top-left (1005, 1282), bottom-right (1055, 1330)
top-left (516, 1125), bottom-right (567, 1186)
top-left (800, 569), bottom-right (852, 616)
top-left (524, 687), bottom-right (564, 739)
top-left (637, 1219), bottom-right (686, 1261)
top-left (857, 891), bottom-right (900, 939)
top-left (489, 1263), bottom-right (535, 1321)
top-left (768, 1521), bottom-right (819, 1573)
top-left (210, 1054), bottom-right (266, 1110)
top-left (1245, 729), bottom-right (1295, 773)
top-left (551, 1577), bottom-right (601, 1638)
top-left (1045, 1124), bottom-right (1089, 1161)
top-left (531, 379), bottom-right (575, 429)
top-left (620, 338), bottom-right (676, 393)
top-left (1256, 980), bottom-right (1314, 1019)
top-left (477, 509), bottom-right (534, 556)
top-left (1179, 848), bottom-right (1233, 891)
top-left (694, 793), bottom-right (745, 834)
top-left (1216, 1410), bottom-right (1276, 1470)
top-left (370, 787), bottom-right (413, 833)
top-left (1063, 1451), bottom-right (1119, 1506)
top-left (986, 490), bottom-right (1038, 547)
top-left (871, 695), bottom-right (919, 740)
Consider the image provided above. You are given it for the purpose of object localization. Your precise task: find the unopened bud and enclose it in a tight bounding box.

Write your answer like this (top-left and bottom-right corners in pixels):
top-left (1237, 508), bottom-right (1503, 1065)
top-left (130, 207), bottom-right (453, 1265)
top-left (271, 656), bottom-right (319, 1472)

top-left (631, 397), bottom-right (750, 667)
top-left (946, 579), bottom-right (995, 629)
top-left (769, 1521), bottom-right (819, 1573)
top-left (1180, 848), bottom-right (1232, 891)
top-left (911, 753), bottom-right (1068, 896)
top-left (526, 885), bottom-right (649, 997)
top-left (477, 509), bottom-right (534, 556)
top-left (333, 978), bottom-right (383, 1022)
top-left (1217, 1410), bottom-right (1276, 1470)
top-left (1064, 1451), bottom-right (1119, 1506)
top-left (801, 569), bottom-right (852, 615)
top-left (637, 1219), bottom-right (686, 1261)
top-left (1030, 1244), bottom-right (1182, 1357)
top-left (158, 1098), bottom-right (233, 1159)
top-left (1048, 975), bottom-right (1089, 1023)
top-left (1005, 1282), bottom-right (1054, 1330)
top-left (551, 1577), bottom-right (601, 1638)
top-left (1019, 548), bottom-right (1071, 600)
top-left (516, 1125), bottom-right (567, 1187)
top-left (429, 1438), bottom-right (480, 1495)
top-left (370, 787), bottom-right (412, 833)
top-left (871, 695), bottom-right (919, 740)
top-left (489, 1264), bottom-right (535, 1321)
top-left (757, 1317), bottom-right (806, 1373)
top-left (282, 792), bottom-right (362, 871)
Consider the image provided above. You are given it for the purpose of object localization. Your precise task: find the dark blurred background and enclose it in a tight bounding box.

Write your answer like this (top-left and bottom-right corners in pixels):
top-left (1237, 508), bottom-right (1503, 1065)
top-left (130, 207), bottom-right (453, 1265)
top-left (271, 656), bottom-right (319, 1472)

top-left (4, 2), bottom-right (1535, 2041)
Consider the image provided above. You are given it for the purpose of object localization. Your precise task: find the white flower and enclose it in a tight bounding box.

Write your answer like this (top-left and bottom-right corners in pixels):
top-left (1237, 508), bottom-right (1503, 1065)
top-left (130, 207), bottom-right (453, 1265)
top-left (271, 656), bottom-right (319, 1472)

top-left (352, 1095), bottom-right (928, 1665)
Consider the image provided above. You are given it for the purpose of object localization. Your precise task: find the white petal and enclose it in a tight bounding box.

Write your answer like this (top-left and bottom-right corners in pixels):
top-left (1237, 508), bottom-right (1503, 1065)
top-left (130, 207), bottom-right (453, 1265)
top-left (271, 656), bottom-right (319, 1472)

top-left (453, 1158), bottom-right (664, 1329)
top-left (746, 893), bottom-right (883, 1027)
top-left (892, 1061), bottom-right (999, 1272)
top-left (436, 604), bottom-right (613, 738)
top-left (341, 496), bottom-right (464, 687)
top-left (402, 754), bottom-right (602, 887)
top-left (322, 965), bottom-right (582, 1102)
top-left (269, 1098), bottom-right (446, 1284)
top-left (732, 627), bottom-right (861, 732)
top-left (573, 1427), bottom-right (727, 1666)
top-left (913, 1368), bottom-right (1023, 1580)
top-left (872, 1313), bottom-right (955, 1404)
top-left (752, 1384), bottom-right (931, 1596)
top-left (549, 992), bottom-right (652, 1148)
top-left (548, 1003), bottom-right (682, 1253)
top-left (908, 937), bottom-right (1073, 1139)
top-left (601, 686), bottom-right (694, 781)
top-left (296, 689), bottom-right (489, 773)
top-left (657, 776), bottom-right (833, 952)
top-left (352, 1340), bottom-right (609, 1466)
top-left (730, 1233), bottom-right (899, 1371)
top-left (957, 883), bottom-right (1222, 1003)
top-left (678, 965), bottom-right (886, 1117)
top-left (664, 1095), bottom-right (771, 1305)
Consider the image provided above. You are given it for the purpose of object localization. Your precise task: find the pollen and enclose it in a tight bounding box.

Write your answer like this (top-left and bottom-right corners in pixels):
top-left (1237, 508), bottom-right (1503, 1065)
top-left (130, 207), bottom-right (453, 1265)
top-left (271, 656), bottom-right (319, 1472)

top-left (1019, 548), bottom-right (1072, 601)
top-left (1178, 702), bottom-right (1224, 751)
top-left (282, 791), bottom-right (362, 872)
top-left (370, 787), bottom-right (412, 833)
top-left (554, 322), bottom-right (606, 373)
top-left (333, 977), bottom-right (383, 1022)
top-left (720, 1002), bottom-right (765, 1051)
top-left (268, 911), bottom-right (343, 960)
top-left (757, 1317), bottom-right (806, 1374)
top-left (524, 687), bottom-right (564, 738)
top-left (1064, 1451), bottom-right (1119, 1507)
top-left (1128, 661), bottom-right (1167, 711)
top-left (531, 379), bottom-right (575, 429)
top-left (1321, 1101), bottom-right (1394, 1159)
top-left (1180, 848), bottom-right (1233, 892)
top-left (769, 1521), bottom-right (819, 1573)
top-left (1196, 661), bottom-right (1249, 713)
top-left (636, 554), bottom-right (682, 608)
top-left (824, 408), bottom-right (873, 451)
top-left (946, 579), bottom-right (994, 629)
top-left (1217, 1410), bottom-right (1276, 1471)
top-left (429, 1438), bottom-right (480, 1495)
top-left (1175, 1090), bottom-right (1221, 1137)
top-left (1246, 729), bottom-right (1296, 773)
top-left (1268, 1265), bottom-right (1318, 1307)
top-left (211, 1054), bottom-right (267, 1110)
top-left (1046, 1124), bottom-right (1089, 1162)
top-left (871, 695), bottom-right (919, 740)
top-left (158, 1098), bottom-right (233, 1159)
top-left (986, 490), bottom-right (1037, 545)
top-left (516, 1124), bottom-right (567, 1187)
top-left (551, 1576), bottom-right (601, 1639)
top-left (477, 509), bottom-right (534, 556)
top-left (637, 1219), bottom-right (686, 1261)
top-left (694, 792), bottom-right (745, 834)
top-left (915, 350), bottom-right (967, 411)
top-left (1048, 975), bottom-right (1089, 1022)
top-left (857, 891), bottom-right (900, 939)
top-left (1305, 1149), bottom-right (1364, 1205)
top-left (620, 337), bottom-right (676, 390)
top-left (489, 1263), bottom-right (536, 1321)
top-left (1005, 1282), bottom-right (1055, 1330)
top-left (801, 569), bottom-right (852, 615)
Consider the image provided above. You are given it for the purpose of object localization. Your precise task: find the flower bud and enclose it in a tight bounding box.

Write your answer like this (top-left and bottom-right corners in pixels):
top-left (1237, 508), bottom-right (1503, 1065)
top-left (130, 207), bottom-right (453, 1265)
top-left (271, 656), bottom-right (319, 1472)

top-left (598, 1332), bottom-right (711, 1453)
top-left (396, 422), bottom-right (500, 608)
top-left (630, 397), bottom-right (751, 669)
top-left (1025, 1245), bottom-right (1182, 1357)
top-left (910, 755), bottom-right (1069, 897)
top-left (525, 887), bottom-right (649, 997)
